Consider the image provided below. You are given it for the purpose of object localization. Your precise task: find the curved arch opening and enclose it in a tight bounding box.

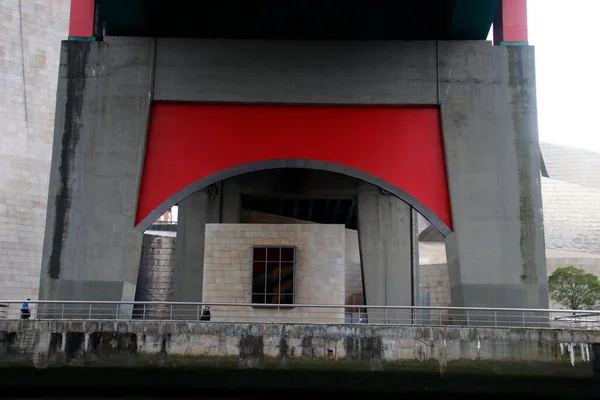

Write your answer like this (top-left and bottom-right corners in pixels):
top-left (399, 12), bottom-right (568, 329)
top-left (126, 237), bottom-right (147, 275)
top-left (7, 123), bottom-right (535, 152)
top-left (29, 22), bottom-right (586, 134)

top-left (135, 167), bottom-right (451, 322)
top-left (136, 160), bottom-right (451, 237)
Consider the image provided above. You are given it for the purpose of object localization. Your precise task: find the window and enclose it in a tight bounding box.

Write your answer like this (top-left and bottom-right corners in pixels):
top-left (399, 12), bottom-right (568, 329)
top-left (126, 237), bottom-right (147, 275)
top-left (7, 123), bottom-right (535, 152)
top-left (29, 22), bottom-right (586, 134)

top-left (251, 246), bottom-right (296, 305)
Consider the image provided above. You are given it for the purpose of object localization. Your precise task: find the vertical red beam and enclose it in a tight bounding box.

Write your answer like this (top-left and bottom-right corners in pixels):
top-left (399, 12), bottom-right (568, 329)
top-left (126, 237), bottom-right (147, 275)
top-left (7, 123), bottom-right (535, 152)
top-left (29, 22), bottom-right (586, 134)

top-left (69, 0), bottom-right (95, 38)
top-left (493, 0), bottom-right (528, 45)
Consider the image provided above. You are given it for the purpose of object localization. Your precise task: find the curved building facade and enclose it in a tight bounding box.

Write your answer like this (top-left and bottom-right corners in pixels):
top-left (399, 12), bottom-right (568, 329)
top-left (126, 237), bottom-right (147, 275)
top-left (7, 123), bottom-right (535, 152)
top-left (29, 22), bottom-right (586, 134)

top-left (0, 0), bottom-right (69, 304)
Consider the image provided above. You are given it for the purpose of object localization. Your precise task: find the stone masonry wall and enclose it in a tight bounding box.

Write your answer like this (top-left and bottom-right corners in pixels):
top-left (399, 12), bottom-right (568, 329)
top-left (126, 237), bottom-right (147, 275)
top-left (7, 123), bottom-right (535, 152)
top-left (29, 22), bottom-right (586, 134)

top-left (202, 224), bottom-right (346, 323)
top-left (133, 233), bottom-right (176, 318)
top-left (1, 320), bottom-right (599, 381)
top-left (0, 0), bottom-right (70, 304)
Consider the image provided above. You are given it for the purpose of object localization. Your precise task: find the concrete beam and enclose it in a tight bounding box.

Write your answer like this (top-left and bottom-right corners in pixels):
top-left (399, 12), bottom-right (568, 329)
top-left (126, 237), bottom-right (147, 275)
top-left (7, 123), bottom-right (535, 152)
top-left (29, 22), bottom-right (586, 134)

top-left (154, 40), bottom-right (438, 104)
top-left (236, 169), bottom-right (360, 200)
top-left (357, 183), bottom-right (414, 324)
top-left (39, 38), bottom-right (154, 311)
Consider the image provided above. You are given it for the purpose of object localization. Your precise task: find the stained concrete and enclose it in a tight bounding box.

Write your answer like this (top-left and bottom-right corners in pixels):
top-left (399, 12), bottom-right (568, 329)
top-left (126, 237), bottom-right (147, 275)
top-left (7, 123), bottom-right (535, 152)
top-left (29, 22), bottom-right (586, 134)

top-left (438, 41), bottom-right (547, 309)
top-left (357, 183), bottom-right (414, 323)
top-left (40, 38), bottom-right (547, 314)
top-left (39, 38), bottom-right (154, 306)
top-left (1, 320), bottom-right (599, 380)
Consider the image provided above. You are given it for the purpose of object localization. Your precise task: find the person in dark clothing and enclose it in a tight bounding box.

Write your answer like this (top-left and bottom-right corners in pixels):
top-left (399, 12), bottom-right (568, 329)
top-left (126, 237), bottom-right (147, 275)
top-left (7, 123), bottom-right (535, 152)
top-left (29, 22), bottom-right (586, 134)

top-left (20, 298), bottom-right (31, 320)
top-left (200, 306), bottom-right (211, 321)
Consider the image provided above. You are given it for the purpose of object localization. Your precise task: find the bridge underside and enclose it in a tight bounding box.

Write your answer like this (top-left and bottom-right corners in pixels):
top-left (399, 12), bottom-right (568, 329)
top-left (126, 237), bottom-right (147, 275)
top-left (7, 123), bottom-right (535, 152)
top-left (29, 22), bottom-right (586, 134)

top-left (91, 0), bottom-right (500, 40)
top-left (39, 35), bottom-right (547, 317)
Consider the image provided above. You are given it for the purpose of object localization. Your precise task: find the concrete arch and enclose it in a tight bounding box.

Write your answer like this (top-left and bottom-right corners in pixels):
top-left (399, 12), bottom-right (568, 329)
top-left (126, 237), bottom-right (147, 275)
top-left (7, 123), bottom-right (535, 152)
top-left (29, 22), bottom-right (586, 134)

top-left (135, 159), bottom-right (452, 236)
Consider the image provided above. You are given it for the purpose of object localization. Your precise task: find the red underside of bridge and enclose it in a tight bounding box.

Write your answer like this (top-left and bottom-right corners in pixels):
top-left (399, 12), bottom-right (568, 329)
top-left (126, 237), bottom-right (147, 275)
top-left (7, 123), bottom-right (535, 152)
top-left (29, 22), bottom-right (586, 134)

top-left (136, 103), bottom-right (452, 230)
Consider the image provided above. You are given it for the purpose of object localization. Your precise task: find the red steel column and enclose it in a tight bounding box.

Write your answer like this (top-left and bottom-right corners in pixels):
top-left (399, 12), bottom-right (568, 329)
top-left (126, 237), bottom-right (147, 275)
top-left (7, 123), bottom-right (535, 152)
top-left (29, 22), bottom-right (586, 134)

top-left (69, 0), bottom-right (95, 38)
top-left (493, 0), bottom-right (528, 45)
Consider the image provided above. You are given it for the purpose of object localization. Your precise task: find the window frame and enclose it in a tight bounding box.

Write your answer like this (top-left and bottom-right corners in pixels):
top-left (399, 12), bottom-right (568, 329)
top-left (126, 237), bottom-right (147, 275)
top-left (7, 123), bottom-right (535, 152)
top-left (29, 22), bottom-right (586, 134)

top-left (250, 245), bottom-right (297, 307)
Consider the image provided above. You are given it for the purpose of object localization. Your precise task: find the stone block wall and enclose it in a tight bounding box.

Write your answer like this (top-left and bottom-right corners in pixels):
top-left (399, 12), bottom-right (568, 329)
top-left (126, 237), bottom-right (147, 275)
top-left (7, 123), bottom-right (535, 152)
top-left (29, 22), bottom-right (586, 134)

top-left (133, 233), bottom-right (176, 318)
top-left (202, 223), bottom-right (346, 323)
top-left (0, 0), bottom-right (69, 303)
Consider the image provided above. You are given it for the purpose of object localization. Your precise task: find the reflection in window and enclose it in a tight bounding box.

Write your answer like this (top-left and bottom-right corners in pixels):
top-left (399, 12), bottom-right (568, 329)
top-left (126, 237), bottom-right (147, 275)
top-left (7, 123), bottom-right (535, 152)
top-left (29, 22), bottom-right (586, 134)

top-left (251, 246), bottom-right (296, 305)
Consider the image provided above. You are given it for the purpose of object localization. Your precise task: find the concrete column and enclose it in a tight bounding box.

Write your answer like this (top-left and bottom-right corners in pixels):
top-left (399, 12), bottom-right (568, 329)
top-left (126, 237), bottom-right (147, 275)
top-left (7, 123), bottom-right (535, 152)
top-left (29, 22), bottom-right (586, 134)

top-left (411, 209), bottom-right (420, 307)
top-left (39, 38), bottom-right (154, 315)
top-left (172, 188), bottom-right (220, 306)
top-left (221, 179), bottom-right (242, 223)
top-left (439, 42), bottom-right (547, 321)
top-left (357, 183), bottom-right (414, 324)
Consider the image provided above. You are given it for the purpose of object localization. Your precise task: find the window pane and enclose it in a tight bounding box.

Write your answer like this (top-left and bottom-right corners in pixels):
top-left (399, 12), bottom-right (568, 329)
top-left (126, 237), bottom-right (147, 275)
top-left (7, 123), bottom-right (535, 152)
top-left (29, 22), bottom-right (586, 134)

top-left (252, 261), bottom-right (266, 294)
top-left (267, 293), bottom-right (279, 304)
top-left (253, 247), bottom-right (266, 262)
top-left (280, 263), bottom-right (294, 295)
top-left (265, 262), bottom-right (279, 295)
top-left (250, 246), bottom-right (296, 307)
top-left (281, 247), bottom-right (294, 262)
top-left (266, 247), bottom-right (280, 262)
top-left (252, 294), bottom-right (265, 304)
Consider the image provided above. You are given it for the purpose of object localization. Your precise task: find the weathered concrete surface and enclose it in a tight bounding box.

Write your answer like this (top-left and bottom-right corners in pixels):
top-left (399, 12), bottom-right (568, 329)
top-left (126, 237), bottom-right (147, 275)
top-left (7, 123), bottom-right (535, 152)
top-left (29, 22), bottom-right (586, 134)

top-left (173, 189), bottom-right (220, 305)
top-left (154, 39), bottom-right (438, 104)
top-left (439, 41), bottom-right (547, 309)
top-left (40, 37), bottom-right (547, 313)
top-left (1, 320), bottom-right (598, 379)
top-left (38, 37), bottom-right (154, 304)
top-left (357, 183), bottom-right (414, 322)
top-left (173, 181), bottom-right (241, 308)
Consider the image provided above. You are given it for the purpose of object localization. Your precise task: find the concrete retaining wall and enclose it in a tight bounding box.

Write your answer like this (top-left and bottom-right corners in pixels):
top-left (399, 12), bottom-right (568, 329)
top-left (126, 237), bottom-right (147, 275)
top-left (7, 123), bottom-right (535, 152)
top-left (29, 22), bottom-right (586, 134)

top-left (1, 320), bottom-right (599, 378)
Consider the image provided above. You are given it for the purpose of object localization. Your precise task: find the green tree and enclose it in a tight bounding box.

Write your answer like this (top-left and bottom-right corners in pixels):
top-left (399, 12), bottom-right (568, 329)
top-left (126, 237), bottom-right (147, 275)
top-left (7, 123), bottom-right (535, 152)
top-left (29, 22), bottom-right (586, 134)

top-left (548, 266), bottom-right (600, 310)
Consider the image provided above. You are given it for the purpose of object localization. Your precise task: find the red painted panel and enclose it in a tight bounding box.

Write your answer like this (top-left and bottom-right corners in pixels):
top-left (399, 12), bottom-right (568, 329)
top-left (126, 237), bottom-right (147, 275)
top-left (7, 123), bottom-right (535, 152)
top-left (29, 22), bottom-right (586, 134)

top-left (69, 0), bottom-right (95, 37)
top-left (501, 0), bottom-right (528, 43)
top-left (136, 103), bottom-right (452, 230)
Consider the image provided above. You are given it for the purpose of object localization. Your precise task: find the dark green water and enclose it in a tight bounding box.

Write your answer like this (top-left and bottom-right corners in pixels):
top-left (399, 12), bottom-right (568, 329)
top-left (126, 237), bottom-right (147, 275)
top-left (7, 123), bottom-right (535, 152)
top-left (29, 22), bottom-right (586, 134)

top-left (2, 368), bottom-right (600, 399)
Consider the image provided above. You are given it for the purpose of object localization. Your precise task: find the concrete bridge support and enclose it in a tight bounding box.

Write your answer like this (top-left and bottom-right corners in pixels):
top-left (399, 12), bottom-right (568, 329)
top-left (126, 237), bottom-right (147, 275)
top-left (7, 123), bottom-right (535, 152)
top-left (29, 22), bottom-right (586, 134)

top-left (39, 38), bottom-right (548, 320)
top-left (38, 38), bottom-right (154, 316)
top-left (357, 183), bottom-right (416, 323)
top-left (172, 180), bottom-right (241, 311)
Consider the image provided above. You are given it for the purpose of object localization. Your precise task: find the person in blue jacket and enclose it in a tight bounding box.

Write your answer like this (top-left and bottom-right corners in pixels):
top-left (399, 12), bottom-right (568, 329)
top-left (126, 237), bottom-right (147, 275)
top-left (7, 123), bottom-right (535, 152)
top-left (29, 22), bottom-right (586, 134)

top-left (20, 298), bottom-right (31, 320)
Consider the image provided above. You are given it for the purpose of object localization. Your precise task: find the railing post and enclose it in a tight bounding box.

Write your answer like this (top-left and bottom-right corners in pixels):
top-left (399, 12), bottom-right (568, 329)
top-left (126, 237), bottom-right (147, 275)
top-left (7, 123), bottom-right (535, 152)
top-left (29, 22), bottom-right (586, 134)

top-left (494, 310), bottom-right (497, 327)
top-left (116, 303), bottom-right (120, 320)
top-left (143, 304), bottom-right (146, 320)
top-left (522, 311), bottom-right (525, 327)
top-left (196, 305), bottom-right (200, 321)
top-left (88, 303), bottom-right (92, 319)
top-left (169, 304), bottom-right (173, 321)
top-left (385, 307), bottom-right (388, 325)
top-left (61, 303), bottom-right (65, 320)
top-left (466, 310), bottom-right (470, 326)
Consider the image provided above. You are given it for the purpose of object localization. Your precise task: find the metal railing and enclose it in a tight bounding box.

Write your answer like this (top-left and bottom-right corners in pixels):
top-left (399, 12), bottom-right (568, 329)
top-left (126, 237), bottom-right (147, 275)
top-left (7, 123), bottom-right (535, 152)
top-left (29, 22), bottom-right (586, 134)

top-left (3, 300), bottom-right (600, 329)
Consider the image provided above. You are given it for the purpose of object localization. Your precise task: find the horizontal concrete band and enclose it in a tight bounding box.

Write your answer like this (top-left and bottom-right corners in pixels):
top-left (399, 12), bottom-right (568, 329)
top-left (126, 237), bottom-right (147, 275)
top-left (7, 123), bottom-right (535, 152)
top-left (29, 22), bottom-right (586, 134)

top-left (153, 39), bottom-right (439, 104)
